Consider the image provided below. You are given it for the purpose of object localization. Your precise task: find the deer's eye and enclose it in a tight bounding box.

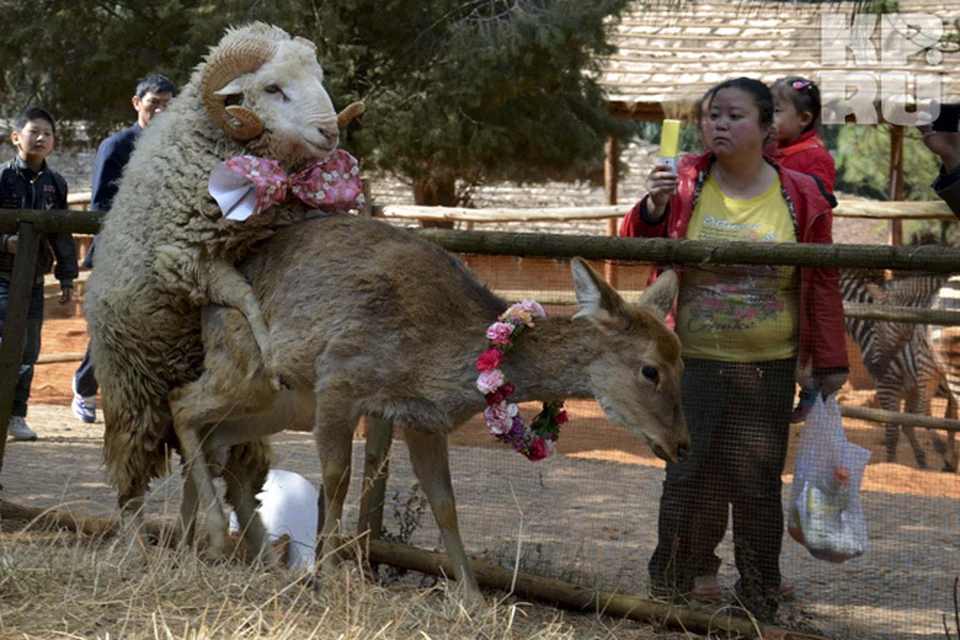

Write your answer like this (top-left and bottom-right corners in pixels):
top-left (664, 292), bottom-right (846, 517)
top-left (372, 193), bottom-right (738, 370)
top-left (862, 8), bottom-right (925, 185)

top-left (641, 366), bottom-right (659, 382)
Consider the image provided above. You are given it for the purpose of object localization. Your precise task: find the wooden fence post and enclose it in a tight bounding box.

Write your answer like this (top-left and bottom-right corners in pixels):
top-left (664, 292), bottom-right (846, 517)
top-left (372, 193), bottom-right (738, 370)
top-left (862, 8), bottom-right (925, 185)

top-left (0, 222), bottom-right (41, 477)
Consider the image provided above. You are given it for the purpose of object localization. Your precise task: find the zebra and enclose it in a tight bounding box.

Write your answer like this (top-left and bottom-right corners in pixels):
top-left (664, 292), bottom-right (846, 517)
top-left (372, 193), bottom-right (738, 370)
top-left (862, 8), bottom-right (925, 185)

top-left (840, 271), bottom-right (958, 472)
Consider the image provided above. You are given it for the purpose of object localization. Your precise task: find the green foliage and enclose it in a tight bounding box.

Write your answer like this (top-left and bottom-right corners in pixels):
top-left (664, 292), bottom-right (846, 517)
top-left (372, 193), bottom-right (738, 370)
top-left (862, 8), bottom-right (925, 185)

top-left (296, 0), bottom-right (636, 202)
top-left (834, 124), bottom-right (939, 202)
top-left (0, 0), bottom-right (636, 203)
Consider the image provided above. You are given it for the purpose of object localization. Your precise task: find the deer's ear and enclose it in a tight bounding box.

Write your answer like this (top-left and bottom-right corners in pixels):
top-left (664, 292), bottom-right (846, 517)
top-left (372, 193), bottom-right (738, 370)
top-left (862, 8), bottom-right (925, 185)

top-left (571, 257), bottom-right (630, 327)
top-left (639, 270), bottom-right (678, 319)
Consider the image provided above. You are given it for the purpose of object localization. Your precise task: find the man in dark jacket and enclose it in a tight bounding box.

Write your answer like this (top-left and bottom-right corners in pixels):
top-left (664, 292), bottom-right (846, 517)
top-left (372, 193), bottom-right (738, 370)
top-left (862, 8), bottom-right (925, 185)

top-left (0, 106), bottom-right (78, 441)
top-left (72, 74), bottom-right (177, 423)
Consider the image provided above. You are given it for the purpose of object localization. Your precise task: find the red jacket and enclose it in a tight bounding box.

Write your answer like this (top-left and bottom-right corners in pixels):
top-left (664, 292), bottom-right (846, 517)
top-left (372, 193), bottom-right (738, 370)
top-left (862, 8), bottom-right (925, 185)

top-left (619, 152), bottom-right (849, 373)
top-left (766, 129), bottom-right (836, 194)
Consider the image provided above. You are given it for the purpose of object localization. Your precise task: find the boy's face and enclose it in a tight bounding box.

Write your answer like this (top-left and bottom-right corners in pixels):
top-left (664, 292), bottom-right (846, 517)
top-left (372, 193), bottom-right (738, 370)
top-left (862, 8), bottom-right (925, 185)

top-left (11, 118), bottom-right (55, 168)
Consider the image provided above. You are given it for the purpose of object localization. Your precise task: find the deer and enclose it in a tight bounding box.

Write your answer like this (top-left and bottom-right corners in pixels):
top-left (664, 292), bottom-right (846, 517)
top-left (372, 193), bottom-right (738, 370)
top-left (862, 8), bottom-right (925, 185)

top-left (168, 213), bottom-right (690, 599)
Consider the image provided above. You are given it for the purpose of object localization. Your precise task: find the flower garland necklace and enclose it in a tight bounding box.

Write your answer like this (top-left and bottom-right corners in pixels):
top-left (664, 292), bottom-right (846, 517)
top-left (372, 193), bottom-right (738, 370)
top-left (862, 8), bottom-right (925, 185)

top-left (475, 300), bottom-right (567, 461)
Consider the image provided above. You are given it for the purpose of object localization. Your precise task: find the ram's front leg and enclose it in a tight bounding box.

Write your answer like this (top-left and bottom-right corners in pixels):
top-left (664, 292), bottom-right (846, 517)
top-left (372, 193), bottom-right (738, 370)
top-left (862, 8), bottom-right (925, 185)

top-left (203, 260), bottom-right (282, 391)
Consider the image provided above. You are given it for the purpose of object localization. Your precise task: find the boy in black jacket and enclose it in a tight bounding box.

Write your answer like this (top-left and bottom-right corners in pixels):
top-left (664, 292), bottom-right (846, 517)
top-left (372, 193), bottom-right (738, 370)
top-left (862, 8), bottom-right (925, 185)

top-left (0, 106), bottom-right (78, 441)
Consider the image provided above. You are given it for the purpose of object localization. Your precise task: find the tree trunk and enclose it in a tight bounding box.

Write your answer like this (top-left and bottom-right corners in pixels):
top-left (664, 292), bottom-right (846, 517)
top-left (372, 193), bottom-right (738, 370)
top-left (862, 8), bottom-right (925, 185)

top-left (412, 177), bottom-right (458, 229)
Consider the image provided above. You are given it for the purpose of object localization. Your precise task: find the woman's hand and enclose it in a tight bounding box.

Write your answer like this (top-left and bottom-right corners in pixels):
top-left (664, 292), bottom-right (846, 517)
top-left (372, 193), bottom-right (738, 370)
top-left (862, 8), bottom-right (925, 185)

top-left (813, 372), bottom-right (848, 398)
top-left (645, 162), bottom-right (679, 220)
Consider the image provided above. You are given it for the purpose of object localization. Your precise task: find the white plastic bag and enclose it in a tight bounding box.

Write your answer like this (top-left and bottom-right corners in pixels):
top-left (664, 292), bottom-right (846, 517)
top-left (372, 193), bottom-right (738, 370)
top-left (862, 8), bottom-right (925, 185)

top-left (787, 393), bottom-right (871, 563)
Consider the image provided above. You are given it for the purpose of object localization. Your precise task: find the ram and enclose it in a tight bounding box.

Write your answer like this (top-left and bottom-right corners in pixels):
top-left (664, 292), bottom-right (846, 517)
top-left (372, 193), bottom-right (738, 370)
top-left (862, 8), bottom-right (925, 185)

top-left (85, 22), bottom-right (362, 556)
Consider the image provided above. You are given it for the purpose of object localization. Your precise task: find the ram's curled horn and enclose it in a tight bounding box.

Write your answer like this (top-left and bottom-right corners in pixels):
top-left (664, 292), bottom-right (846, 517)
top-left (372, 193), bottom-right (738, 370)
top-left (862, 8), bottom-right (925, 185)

top-left (337, 101), bottom-right (365, 128)
top-left (201, 38), bottom-right (278, 141)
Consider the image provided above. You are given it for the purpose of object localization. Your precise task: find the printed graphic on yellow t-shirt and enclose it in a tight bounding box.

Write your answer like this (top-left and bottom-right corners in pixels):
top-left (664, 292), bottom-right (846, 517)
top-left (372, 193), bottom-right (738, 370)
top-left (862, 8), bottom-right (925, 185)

top-left (676, 176), bottom-right (799, 362)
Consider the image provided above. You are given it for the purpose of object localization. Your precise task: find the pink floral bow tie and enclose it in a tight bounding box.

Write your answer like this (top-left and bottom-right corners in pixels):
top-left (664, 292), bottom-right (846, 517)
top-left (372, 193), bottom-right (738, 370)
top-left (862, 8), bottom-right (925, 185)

top-left (208, 149), bottom-right (364, 221)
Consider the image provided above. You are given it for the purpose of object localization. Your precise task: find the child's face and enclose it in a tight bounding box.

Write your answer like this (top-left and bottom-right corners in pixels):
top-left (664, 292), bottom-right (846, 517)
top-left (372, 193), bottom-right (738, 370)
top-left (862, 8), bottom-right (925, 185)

top-left (774, 94), bottom-right (812, 145)
top-left (11, 118), bottom-right (55, 168)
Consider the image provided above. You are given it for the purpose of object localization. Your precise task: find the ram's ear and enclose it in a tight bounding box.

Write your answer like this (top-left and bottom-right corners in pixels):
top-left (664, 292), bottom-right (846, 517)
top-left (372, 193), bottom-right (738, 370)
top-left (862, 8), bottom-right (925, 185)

top-left (214, 82), bottom-right (243, 99)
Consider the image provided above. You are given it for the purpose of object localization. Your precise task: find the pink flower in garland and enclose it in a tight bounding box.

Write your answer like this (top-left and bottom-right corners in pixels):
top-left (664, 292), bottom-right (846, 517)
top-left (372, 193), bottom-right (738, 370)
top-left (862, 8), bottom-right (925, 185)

top-left (515, 299), bottom-right (546, 319)
top-left (477, 369), bottom-right (505, 394)
top-left (476, 348), bottom-right (504, 372)
top-left (483, 401), bottom-right (518, 435)
top-left (486, 322), bottom-right (515, 345)
top-left (527, 438), bottom-right (549, 461)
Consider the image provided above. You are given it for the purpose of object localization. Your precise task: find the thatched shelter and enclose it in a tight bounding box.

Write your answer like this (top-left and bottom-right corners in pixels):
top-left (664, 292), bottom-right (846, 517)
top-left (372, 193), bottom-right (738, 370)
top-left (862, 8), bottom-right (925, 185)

top-left (597, 0), bottom-right (960, 241)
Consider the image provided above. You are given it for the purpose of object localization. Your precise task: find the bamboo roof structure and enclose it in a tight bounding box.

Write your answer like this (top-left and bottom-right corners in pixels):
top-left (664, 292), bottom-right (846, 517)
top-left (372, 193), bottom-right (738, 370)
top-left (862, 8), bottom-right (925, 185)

top-left (600, 0), bottom-right (960, 122)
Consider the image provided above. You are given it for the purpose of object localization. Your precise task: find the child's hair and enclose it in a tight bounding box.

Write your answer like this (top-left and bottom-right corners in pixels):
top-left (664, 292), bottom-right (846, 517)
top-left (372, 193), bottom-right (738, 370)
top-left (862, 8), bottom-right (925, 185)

top-left (13, 106), bottom-right (57, 135)
top-left (772, 76), bottom-right (822, 135)
top-left (708, 77), bottom-right (774, 130)
top-left (136, 73), bottom-right (178, 99)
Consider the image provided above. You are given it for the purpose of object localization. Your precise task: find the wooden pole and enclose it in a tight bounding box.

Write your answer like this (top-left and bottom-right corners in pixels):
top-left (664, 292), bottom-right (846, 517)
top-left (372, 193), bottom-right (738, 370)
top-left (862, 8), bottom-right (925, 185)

top-left (603, 136), bottom-right (619, 234)
top-left (888, 124), bottom-right (905, 246)
top-left (603, 136), bottom-right (621, 288)
top-left (0, 222), bottom-right (41, 477)
top-left (840, 404), bottom-right (960, 433)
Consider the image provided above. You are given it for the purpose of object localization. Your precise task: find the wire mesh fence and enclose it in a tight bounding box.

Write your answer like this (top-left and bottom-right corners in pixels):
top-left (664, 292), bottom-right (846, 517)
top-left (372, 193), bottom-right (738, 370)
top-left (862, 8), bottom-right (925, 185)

top-left (7, 239), bottom-right (960, 639)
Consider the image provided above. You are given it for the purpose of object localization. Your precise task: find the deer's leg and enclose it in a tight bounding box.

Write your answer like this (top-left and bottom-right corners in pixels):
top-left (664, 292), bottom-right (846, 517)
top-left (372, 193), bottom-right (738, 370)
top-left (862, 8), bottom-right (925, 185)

top-left (223, 440), bottom-right (277, 567)
top-left (169, 383), bottom-right (240, 560)
top-left (171, 412), bottom-right (229, 560)
top-left (180, 462), bottom-right (200, 548)
top-left (313, 397), bottom-right (358, 581)
top-left (403, 429), bottom-right (481, 599)
top-left (203, 260), bottom-right (281, 391)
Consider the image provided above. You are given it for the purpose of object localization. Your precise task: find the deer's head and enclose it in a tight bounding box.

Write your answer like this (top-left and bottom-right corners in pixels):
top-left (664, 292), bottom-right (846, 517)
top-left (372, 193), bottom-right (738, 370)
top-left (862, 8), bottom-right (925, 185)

top-left (571, 259), bottom-right (690, 462)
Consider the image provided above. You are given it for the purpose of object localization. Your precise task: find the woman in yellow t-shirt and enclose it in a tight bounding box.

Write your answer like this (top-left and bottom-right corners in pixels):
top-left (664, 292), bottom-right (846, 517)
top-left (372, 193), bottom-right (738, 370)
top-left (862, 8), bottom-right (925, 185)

top-left (620, 77), bottom-right (849, 622)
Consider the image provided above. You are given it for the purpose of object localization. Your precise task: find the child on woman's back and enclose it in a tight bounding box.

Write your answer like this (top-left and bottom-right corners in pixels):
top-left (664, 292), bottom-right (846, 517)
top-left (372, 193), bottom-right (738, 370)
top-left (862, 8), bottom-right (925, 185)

top-left (768, 76), bottom-right (836, 194)
top-left (768, 77), bottom-right (839, 422)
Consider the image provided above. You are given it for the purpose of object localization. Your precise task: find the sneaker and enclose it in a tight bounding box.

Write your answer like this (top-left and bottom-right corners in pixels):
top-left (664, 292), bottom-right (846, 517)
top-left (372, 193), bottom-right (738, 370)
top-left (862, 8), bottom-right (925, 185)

top-left (71, 393), bottom-right (96, 423)
top-left (7, 416), bottom-right (37, 441)
top-left (71, 378), bottom-right (97, 423)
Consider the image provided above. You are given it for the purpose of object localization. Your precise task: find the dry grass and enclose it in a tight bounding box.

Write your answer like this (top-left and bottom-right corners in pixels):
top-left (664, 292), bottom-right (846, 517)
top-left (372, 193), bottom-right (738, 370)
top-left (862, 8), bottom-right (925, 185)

top-left (0, 520), bottom-right (690, 640)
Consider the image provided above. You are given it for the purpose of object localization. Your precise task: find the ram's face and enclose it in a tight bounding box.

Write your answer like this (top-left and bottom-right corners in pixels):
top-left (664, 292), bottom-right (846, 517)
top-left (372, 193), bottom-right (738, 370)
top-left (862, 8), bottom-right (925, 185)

top-left (217, 41), bottom-right (339, 169)
top-left (202, 28), bottom-right (342, 170)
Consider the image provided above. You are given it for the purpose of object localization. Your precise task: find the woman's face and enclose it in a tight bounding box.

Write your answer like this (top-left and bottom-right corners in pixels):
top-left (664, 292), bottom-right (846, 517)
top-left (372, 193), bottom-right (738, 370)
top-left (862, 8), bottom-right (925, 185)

top-left (704, 87), bottom-right (772, 159)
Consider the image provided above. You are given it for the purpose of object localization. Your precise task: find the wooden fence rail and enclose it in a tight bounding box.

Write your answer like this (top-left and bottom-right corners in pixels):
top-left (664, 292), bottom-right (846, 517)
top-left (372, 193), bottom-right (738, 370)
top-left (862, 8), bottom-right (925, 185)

top-left (65, 191), bottom-right (959, 223)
